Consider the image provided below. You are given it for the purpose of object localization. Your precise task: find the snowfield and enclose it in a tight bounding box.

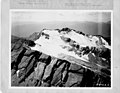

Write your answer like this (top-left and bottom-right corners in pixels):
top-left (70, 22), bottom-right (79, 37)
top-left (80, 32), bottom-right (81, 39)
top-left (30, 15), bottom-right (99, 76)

top-left (30, 28), bottom-right (110, 64)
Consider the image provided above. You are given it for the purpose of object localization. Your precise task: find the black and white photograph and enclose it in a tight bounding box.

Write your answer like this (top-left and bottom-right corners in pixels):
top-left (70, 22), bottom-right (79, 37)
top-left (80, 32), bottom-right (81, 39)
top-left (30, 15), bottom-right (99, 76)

top-left (11, 10), bottom-right (112, 87)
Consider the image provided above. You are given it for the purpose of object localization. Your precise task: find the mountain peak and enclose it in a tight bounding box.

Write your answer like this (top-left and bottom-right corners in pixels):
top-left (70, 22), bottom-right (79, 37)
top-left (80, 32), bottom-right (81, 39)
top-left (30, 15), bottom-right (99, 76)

top-left (11, 28), bottom-right (111, 87)
top-left (29, 28), bottom-right (110, 76)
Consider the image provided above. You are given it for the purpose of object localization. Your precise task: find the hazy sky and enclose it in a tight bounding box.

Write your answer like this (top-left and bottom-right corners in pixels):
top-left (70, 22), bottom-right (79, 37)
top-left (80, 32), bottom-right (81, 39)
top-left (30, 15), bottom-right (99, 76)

top-left (11, 10), bottom-right (111, 37)
top-left (11, 10), bottom-right (111, 23)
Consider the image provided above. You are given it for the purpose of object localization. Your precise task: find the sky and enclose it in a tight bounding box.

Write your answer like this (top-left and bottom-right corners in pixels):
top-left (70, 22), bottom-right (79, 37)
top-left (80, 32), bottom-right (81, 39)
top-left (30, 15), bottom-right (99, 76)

top-left (11, 10), bottom-right (111, 23)
top-left (11, 10), bottom-right (111, 37)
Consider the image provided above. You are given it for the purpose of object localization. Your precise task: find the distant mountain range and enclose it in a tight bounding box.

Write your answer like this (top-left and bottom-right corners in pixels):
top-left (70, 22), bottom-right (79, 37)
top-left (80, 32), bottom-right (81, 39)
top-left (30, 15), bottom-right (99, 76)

top-left (12, 21), bottom-right (111, 38)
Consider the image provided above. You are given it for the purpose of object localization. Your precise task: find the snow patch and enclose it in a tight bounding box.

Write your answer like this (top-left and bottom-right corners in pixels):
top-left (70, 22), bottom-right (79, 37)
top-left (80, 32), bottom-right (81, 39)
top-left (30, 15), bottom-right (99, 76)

top-left (30, 29), bottom-right (110, 63)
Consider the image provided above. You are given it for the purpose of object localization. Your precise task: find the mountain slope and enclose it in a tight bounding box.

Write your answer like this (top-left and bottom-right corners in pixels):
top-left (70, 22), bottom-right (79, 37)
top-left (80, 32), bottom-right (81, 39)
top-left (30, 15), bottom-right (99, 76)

top-left (30, 28), bottom-right (110, 76)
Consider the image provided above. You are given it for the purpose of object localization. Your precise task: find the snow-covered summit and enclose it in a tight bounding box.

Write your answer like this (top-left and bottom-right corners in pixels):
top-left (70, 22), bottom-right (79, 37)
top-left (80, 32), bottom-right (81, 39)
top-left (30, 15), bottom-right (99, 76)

top-left (30, 28), bottom-right (111, 73)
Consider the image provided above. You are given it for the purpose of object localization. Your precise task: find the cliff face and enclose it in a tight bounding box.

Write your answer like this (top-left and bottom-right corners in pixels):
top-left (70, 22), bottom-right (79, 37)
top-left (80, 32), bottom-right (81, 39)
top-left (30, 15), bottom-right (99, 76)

top-left (11, 28), bottom-right (111, 87)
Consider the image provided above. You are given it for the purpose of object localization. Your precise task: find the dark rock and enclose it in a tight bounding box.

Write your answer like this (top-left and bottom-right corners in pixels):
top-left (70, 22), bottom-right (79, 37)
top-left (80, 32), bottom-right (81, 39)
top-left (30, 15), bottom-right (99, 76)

top-left (61, 62), bottom-right (71, 85)
top-left (34, 62), bottom-right (46, 86)
top-left (69, 63), bottom-right (83, 71)
top-left (51, 62), bottom-right (66, 86)
top-left (42, 59), bottom-right (59, 86)
top-left (24, 72), bottom-right (35, 86)
top-left (65, 72), bottom-right (83, 87)
top-left (42, 58), bottom-right (58, 81)
top-left (39, 53), bottom-right (51, 65)
top-left (18, 57), bottom-right (36, 83)
top-left (61, 28), bottom-right (71, 33)
top-left (24, 50), bottom-right (37, 56)
top-left (18, 56), bottom-right (32, 69)
top-left (11, 48), bottom-right (26, 70)
top-left (11, 74), bottom-right (19, 86)
top-left (41, 82), bottom-right (50, 87)
top-left (25, 40), bottom-right (36, 47)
